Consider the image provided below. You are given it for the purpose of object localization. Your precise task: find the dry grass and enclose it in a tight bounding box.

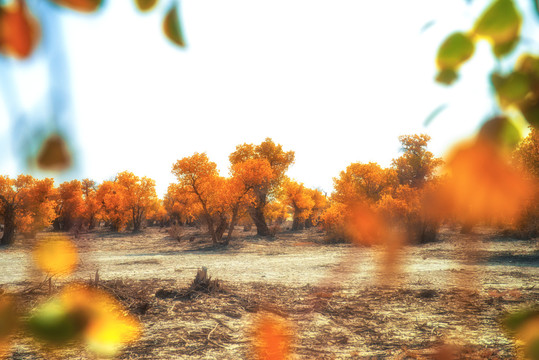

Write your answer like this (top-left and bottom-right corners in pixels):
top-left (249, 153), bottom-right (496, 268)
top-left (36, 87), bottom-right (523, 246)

top-left (0, 225), bottom-right (537, 359)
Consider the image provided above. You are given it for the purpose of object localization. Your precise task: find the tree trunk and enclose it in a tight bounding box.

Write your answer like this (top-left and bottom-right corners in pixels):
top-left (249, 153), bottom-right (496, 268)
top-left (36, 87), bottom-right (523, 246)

top-left (226, 207), bottom-right (239, 243)
top-left (215, 214), bottom-right (228, 244)
top-left (1, 206), bottom-right (16, 246)
top-left (250, 205), bottom-right (269, 236)
top-left (205, 215), bottom-right (218, 244)
top-left (292, 210), bottom-right (305, 231)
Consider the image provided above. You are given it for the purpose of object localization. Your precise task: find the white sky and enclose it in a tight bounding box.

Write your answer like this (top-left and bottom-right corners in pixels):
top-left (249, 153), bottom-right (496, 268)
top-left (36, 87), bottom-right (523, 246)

top-left (1, 0), bottom-right (537, 196)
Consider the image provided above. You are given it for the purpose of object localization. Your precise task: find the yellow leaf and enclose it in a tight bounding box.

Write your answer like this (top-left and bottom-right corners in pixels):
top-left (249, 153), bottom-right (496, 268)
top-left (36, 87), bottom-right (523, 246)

top-left (134, 0), bottom-right (158, 12)
top-left (33, 236), bottom-right (78, 276)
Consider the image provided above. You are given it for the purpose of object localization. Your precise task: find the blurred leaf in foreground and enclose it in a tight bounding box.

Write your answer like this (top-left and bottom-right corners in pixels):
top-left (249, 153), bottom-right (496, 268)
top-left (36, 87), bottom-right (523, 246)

top-left (134, 0), bottom-right (158, 12)
top-left (27, 284), bottom-right (141, 356)
top-left (33, 235), bottom-right (78, 277)
top-left (0, 0), bottom-right (40, 59)
top-left (251, 312), bottom-right (292, 360)
top-left (0, 294), bottom-right (18, 359)
top-left (503, 307), bottom-right (539, 360)
top-left (48, 0), bottom-right (103, 13)
top-left (163, 4), bottom-right (186, 47)
top-left (473, 0), bottom-right (522, 57)
top-left (36, 135), bottom-right (72, 172)
top-left (435, 32), bottom-right (475, 85)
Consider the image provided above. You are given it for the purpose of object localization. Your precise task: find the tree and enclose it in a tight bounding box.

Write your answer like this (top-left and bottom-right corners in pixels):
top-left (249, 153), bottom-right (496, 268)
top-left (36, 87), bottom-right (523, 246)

top-left (384, 135), bottom-right (444, 242)
top-left (333, 162), bottom-right (397, 205)
top-left (513, 127), bottom-right (539, 178)
top-left (164, 183), bottom-right (200, 225)
top-left (115, 171), bottom-right (158, 232)
top-left (96, 180), bottom-right (128, 232)
top-left (55, 180), bottom-right (84, 231)
top-left (282, 179), bottom-right (315, 231)
top-left (226, 158), bottom-right (273, 240)
top-left (305, 188), bottom-right (328, 228)
top-left (0, 175), bottom-right (56, 245)
top-left (229, 138), bottom-right (295, 236)
top-left (171, 153), bottom-right (230, 244)
top-left (81, 179), bottom-right (99, 229)
top-left (392, 134), bottom-right (443, 188)
top-left (0, 175), bottom-right (32, 245)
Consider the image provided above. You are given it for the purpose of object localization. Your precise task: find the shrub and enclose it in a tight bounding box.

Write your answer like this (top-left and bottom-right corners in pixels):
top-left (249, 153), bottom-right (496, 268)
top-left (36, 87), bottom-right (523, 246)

top-left (167, 224), bottom-right (183, 242)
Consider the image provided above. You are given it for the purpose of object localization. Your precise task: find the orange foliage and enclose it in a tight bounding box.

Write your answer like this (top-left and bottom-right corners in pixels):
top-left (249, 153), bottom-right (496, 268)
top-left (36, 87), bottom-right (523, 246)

top-left (96, 172), bottom-right (157, 232)
top-left (333, 162), bottom-right (397, 206)
top-left (172, 153), bottom-right (230, 243)
top-left (96, 180), bottom-right (128, 231)
top-left (0, 175), bottom-right (56, 243)
top-left (392, 134), bottom-right (443, 188)
top-left (164, 183), bottom-right (200, 224)
top-left (230, 138), bottom-right (294, 236)
top-left (81, 179), bottom-right (99, 229)
top-left (116, 171), bottom-right (158, 232)
top-left (56, 180), bottom-right (85, 231)
top-left (282, 179), bottom-right (315, 230)
top-left (264, 199), bottom-right (289, 226)
top-left (0, 0), bottom-right (40, 59)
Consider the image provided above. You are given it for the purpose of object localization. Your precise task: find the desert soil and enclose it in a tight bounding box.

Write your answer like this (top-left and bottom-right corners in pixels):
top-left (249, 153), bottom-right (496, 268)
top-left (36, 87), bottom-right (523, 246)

top-left (0, 225), bottom-right (538, 359)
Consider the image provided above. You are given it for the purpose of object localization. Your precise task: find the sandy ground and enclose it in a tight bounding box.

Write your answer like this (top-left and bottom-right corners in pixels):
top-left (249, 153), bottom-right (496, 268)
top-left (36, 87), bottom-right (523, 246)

top-left (0, 225), bottom-right (538, 359)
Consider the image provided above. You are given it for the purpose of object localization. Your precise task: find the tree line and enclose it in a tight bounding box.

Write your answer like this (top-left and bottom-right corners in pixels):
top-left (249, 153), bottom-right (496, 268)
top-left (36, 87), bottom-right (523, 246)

top-left (1, 130), bottom-right (538, 247)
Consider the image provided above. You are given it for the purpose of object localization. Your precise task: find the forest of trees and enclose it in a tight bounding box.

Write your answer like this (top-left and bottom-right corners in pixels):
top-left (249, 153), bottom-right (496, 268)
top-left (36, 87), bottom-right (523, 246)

top-left (0, 132), bottom-right (538, 247)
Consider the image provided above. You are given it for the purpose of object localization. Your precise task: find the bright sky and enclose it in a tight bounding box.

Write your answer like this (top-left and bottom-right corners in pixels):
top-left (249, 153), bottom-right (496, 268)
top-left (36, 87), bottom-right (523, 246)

top-left (1, 0), bottom-right (537, 196)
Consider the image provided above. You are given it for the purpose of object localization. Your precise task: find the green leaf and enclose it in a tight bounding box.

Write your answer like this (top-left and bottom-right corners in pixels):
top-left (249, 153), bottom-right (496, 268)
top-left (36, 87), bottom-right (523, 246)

top-left (436, 32), bottom-right (475, 70)
top-left (435, 69), bottom-right (458, 85)
top-left (502, 307), bottom-right (539, 333)
top-left (134, 0), bottom-right (158, 12)
top-left (493, 38), bottom-right (519, 58)
top-left (163, 4), bottom-right (185, 48)
top-left (520, 99), bottom-right (539, 129)
top-left (517, 54), bottom-right (539, 79)
top-left (27, 299), bottom-right (89, 344)
top-left (474, 0), bottom-right (522, 45)
top-left (492, 71), bottom-right (531, 105)
top-left (478, 116), bottom-right (521, 149)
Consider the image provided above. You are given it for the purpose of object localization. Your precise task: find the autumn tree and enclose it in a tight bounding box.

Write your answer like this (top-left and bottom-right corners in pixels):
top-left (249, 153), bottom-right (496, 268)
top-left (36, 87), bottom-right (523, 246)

top-left (511, 128), bottom-right (539, 237)
top-left (18, 177), bottom-right (56, 238)
top-left (116, 171), bottom-right (158, 232)
top-left (0, 175), bottom-right (56, 245)
top-left (321, 162), bottom-right (396, 242)
top-left (229, 138), bottom-right (295, 236)
top-left (96, 180), bottom-right (128, 232)
top-left (81, 179), bottom-right (99, 229)
top-left (282, 179), bottom-right (315, 231)
top-left (305, 188), bottom-right (328, 228)
top-left (265, 199), bottom-right (289, 226)
top-left (164, 183), bottom-right (200, 225)
top-left (55, 180), bottom-right (84, 231)
top-left (513, 127), bottom-right (539, 178)
top-left (386, 134), bottom-right (444, 242)
top-left (171, 153), bottom-right (230, 244)
top-left (392, 134), bottom-right (443, 188)
top-left (333, 162), bottom-right (397, 205)
top-left (226, 158), bottom-right (274, 240)
top-left (0, 175), bottom-right (32, 245)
